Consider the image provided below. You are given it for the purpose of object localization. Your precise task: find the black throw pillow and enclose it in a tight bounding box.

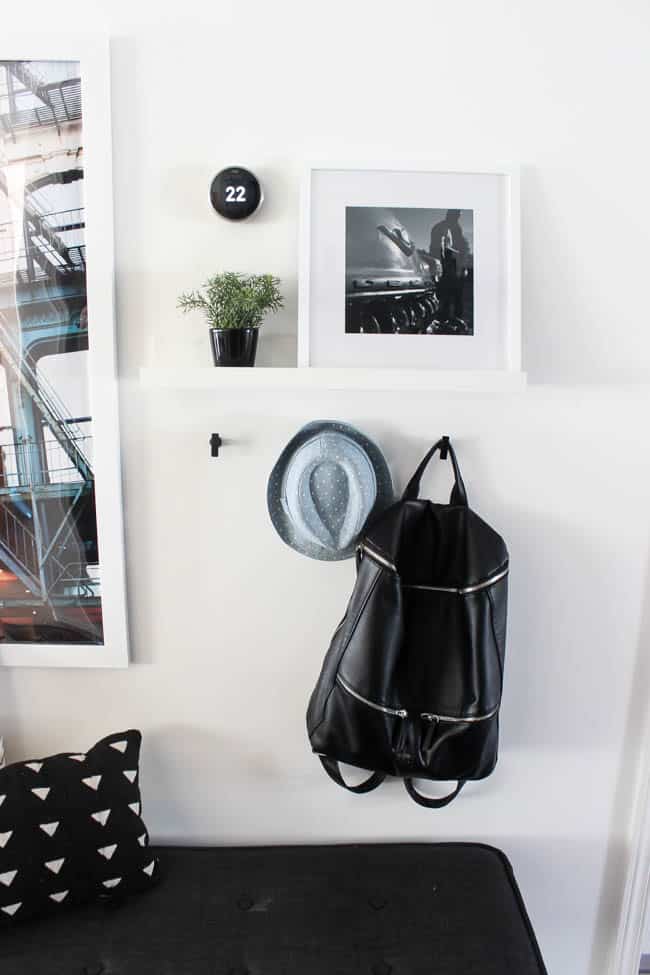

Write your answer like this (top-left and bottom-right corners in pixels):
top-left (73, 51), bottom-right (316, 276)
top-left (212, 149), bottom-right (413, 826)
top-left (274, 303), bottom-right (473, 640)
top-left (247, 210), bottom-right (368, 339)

top-left (0, 730), bottom-right (159, 923)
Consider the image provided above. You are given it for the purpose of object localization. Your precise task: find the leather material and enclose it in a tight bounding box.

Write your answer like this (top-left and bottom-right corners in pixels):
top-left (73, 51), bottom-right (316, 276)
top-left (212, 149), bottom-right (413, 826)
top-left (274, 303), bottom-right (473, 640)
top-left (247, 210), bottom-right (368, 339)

top-left (0, 844), bottom-right (547, 974)
top-left (319, 757), bottom-right (386, 793)
top-left (308, 437), bottom-right (509, 805)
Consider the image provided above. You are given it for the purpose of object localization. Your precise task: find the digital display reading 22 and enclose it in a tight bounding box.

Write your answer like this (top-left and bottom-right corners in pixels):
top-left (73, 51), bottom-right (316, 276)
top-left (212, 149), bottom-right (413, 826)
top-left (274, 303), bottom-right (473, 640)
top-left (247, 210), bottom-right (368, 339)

top-left (210, 167), bottom-right (262, 221)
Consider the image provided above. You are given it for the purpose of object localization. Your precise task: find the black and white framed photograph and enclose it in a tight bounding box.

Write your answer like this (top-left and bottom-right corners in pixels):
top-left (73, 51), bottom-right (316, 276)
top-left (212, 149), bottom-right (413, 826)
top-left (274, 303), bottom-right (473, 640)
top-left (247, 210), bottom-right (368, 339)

top-left (299, 166), bottom-right (521, 380)
top-left (345, 206), bottom-right (474, 336)
top-left (0, 37), bottom-right (128, 667)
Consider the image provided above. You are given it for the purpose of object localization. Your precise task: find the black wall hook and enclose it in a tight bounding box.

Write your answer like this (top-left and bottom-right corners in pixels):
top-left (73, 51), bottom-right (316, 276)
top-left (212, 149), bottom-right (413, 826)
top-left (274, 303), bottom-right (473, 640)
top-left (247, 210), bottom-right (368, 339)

top-left (440, 436), bottom-right (450, 461)
top-left (210, 433), bottom-right (222, 458)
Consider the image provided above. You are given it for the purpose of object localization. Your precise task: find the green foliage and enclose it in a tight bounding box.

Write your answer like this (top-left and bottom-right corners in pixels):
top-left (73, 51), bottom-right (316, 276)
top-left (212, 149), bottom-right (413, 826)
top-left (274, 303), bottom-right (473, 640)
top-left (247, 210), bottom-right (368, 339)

top-left (177, 272), bottom-right (283, 330)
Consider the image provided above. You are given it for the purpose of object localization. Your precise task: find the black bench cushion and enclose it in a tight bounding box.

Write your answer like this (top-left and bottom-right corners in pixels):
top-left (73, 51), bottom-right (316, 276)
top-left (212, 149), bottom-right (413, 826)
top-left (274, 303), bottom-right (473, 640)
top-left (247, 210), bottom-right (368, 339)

top-left (0, 843), bottom-right (547, 974)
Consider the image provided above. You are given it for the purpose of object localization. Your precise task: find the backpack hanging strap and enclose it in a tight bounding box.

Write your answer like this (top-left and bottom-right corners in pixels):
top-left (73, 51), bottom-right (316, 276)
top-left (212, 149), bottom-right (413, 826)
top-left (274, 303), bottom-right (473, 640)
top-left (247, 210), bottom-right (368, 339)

top-left (403, 777), bottom-right (465, 808)
top-left (319, 757), bottom-right (386, 794)
top-left (402, 435), bottom-right (468, 506)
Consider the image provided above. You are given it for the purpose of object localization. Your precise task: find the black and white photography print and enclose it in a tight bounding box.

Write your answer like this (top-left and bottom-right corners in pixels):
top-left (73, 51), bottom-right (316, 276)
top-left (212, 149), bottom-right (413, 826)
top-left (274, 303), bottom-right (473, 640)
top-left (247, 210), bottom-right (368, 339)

top-left (345, 207), bottom-right (474, 336)
top-left (0, 60), bottom-right (103, 647)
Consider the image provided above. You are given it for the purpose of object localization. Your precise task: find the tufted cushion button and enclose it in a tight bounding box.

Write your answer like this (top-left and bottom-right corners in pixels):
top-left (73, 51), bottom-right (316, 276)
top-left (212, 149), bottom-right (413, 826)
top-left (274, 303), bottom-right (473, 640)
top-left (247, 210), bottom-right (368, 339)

top-left (237, 894), bottom-right (254, 911)
top-left (368, 893), bottom-right (388, 910)
top-left (371, 962), bottom-right (392, 975)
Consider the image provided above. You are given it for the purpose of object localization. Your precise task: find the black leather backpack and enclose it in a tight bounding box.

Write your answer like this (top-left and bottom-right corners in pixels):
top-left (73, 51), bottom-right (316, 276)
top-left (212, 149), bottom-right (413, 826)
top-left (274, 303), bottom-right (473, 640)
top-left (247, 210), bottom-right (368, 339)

top-left (307, 436), bottom-right (509, 807)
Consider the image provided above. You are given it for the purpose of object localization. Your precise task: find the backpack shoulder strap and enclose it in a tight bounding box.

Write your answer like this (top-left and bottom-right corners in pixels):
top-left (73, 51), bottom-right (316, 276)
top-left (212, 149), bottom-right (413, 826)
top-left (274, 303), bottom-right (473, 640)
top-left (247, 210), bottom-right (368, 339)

top-left (404, 778), bottom-right (465, 807)
top-left (319, 757), bottom-right (386, 794)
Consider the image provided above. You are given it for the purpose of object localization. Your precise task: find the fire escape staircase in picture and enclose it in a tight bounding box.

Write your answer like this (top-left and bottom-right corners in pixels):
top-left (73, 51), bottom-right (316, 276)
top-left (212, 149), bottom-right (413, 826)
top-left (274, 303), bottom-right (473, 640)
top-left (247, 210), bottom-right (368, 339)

top-left (0, 314), bottom-right (93, 603)
top-left (0, 61), bottom-right (97, 635)
top-left (21, 198), bottom-right (80, 285)
top-left (0, 61), bottom-right (82, 138)
top-left (0, 500), bottom-right (41, 594)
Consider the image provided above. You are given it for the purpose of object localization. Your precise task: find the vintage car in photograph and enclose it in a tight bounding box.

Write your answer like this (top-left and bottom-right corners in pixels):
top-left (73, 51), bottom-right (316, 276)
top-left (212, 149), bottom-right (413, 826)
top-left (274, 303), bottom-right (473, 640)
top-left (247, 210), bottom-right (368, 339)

top-left (345, 207), bottom-right (472, 335)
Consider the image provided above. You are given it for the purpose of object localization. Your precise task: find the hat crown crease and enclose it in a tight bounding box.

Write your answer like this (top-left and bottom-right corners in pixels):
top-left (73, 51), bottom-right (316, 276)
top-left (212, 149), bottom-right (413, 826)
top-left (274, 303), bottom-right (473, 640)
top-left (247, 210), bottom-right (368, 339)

top-left (269, 421), bottom-right (392, 560)
top-left (283, 435), bottom-right (376, 553)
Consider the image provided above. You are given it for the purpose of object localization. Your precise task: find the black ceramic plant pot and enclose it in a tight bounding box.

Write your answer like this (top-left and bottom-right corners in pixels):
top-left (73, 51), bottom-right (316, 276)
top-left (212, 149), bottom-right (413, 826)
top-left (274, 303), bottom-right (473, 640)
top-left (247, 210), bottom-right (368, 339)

top-left (209, 327), bottom-right (259, 367)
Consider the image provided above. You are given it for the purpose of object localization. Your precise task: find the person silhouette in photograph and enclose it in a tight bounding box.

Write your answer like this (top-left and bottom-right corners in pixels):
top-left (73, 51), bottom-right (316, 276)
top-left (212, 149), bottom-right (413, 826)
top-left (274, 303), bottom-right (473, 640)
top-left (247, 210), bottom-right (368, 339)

top-left (429, 209), bottom-right (471, 332)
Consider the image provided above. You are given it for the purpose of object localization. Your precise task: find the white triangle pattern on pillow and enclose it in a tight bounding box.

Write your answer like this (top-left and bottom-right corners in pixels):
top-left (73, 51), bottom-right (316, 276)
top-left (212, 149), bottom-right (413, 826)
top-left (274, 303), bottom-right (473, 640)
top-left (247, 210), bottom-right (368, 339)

top-left (82, 775), bottom-right (102, 791)
top-left (0, 741), bottom-right (158, 920)
top-left (45, 858), bottom-right (65, 874)
top-left (39, 822), bottom-right (59, 837)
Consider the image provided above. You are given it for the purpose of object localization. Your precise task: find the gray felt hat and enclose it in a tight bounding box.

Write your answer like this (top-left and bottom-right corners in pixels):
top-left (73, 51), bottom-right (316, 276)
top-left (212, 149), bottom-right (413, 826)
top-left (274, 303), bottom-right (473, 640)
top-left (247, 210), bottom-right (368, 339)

top-left (267, 421), bottom-right (394, 561)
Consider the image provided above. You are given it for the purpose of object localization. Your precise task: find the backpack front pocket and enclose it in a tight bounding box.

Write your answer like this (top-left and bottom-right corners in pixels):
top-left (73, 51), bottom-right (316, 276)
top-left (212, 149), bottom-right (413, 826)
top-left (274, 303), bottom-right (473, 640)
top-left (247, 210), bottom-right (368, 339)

top-left (309, 673), bottom-right (408, 776)
top-left (400, 568), bottom-right (507, 717)
top-left (415, 712), bottom-right (501, 781)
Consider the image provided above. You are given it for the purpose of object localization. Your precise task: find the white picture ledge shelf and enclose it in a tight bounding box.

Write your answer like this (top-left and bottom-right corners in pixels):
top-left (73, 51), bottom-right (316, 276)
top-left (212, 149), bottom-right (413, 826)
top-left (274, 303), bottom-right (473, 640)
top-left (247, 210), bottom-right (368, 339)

top-left (139, 367), bottom-right (527, 393)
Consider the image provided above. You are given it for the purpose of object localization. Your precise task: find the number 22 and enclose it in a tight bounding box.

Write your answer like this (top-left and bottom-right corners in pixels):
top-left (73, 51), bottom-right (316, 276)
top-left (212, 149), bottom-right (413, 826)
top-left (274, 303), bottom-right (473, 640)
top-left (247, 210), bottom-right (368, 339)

top-left (225, 185), bottom-right (246, 203)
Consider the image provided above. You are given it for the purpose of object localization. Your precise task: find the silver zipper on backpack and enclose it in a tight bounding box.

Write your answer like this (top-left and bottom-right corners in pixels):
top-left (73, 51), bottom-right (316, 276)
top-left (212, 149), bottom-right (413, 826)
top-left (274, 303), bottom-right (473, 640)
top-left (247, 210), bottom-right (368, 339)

top-left (357, 544), bottom-right (396, 573)
top-left (403, 566), bottom-right (509, 595)
top-left (336, 674), bottom-right (407, 718)
top-left (420, 704), bottom-right (499, 724)
top-left (336, 674), bottom-right (498, 725)
top-left (357, 545), bottom-right (508, 595)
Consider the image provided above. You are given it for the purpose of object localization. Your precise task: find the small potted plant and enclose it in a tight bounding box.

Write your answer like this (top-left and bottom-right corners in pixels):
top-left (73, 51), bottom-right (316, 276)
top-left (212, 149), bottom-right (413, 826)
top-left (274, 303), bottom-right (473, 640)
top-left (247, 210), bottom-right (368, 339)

top-left (177, 271), bottom-right (283, 367)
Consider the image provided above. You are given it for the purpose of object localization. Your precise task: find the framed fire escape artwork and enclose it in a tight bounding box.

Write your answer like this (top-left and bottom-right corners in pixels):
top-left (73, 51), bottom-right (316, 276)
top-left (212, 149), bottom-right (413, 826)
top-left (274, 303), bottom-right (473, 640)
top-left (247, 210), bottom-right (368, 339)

top-left (0, 37), bottom-right (128, 666)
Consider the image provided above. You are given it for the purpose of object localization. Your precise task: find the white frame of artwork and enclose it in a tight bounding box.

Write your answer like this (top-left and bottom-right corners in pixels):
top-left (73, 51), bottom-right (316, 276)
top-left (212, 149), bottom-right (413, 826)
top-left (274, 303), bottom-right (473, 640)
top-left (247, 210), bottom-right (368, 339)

top-left (613, 709), bottom-right (650, 974)
top-left (0, 35), bottom-right (129, 668)
top-left (298, 162), bottom-right (522, 380)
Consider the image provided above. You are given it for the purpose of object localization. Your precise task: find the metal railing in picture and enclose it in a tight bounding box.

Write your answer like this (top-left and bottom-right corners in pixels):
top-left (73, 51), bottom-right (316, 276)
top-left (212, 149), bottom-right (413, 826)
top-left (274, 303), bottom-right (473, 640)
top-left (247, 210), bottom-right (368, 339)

top-left (0, 422), bottom-right (92, 489)
top-left (0, 500), bottom-right (98, 602)
top-left (0, 64), bottom-right (82, 135)
top-left (0, 317), bottom-right (93, 483)
top-left (48, 560), bottom-right (100, 601)
top-left (0, 208), bottom-right (86, 286)
top-left (0, 498), bottom-right (37, 578)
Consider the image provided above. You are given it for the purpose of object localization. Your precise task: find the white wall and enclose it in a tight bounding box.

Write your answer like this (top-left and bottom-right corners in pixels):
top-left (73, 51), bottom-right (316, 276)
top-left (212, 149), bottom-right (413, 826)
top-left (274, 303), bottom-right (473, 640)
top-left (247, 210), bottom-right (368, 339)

top-left (2, 3), bottom-right (650, 974)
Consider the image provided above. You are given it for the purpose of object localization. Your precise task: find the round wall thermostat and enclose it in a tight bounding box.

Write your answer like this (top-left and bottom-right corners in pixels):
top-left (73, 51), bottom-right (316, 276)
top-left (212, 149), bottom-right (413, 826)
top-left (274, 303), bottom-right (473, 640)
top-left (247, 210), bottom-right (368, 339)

top-left (210, 167), bottom-right (263, 221)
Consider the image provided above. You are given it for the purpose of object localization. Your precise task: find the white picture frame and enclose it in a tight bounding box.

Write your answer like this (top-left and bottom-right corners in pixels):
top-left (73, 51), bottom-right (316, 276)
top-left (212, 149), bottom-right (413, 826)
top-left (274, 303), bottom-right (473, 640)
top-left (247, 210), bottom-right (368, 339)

top-left (0, 35), bottom-right (128, 667)
top-left (613, 706), bottom-right (650, 975)
top-left (298, 163), bottom-right (522, 380)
